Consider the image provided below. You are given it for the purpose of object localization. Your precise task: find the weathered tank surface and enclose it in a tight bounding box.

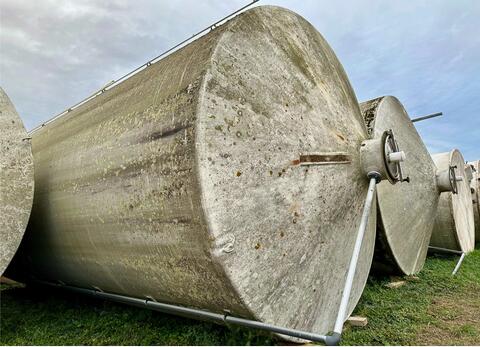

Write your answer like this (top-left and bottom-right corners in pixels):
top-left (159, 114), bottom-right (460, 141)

top-left (7, 6), bottom-right (377, 337)
top-left (431, 150), bottom-right (475, 252)
top-left (467, 160), bottom-right (479, 241)
top-left (359, 96), bottom-right (438, 275)
top-left (0, 87), bottom-right (34, 275)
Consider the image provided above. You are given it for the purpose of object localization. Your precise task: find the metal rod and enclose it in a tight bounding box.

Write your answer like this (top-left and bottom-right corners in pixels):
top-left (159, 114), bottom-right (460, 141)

top-left (452, 253), bottom-right (466, 276)
top-left (452, 253), bottom-right (465, 276)
top-left (29, 0), bottom-right (259, 135)
top-left (333, 177), bottom-right (377, 335)
top-left (36, 281), bottom-right (328, 343)
top-left (428, 245), bottom-right (463, 255)
top-left (411, 112), bottom-right (443, 123)
top-left (428, 246), bottom-right (466, 276)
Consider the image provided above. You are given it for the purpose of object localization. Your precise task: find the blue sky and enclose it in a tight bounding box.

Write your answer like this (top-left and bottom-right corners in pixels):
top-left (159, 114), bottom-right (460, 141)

top-left (1, 0), bottom-right (478, 160)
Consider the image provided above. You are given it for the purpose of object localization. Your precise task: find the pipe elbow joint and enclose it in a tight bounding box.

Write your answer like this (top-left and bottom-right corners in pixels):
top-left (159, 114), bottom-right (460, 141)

top-left (325, 332), bottom-right (341, 346)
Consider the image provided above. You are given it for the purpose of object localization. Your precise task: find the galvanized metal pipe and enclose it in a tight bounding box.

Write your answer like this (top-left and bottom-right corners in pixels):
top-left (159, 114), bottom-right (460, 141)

top-left (428, 245), bottom-right (463, 255)
top-left (411, 112), bottom-right (443, 123)
top-left (428, 246), bottom-right (466, 276)
top-left (37, 281), bottom-right (329, 344)
top-left (333, 176), bottom-right (377, 335)
top-left (451, 253), bottom-right (466, 276)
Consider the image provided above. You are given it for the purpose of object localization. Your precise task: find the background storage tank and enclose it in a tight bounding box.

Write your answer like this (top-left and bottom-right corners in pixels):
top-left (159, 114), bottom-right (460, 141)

top-left (0, 87), bottom-right (34, 275)
top-left (431, 150), bottom-right (475, 252)
top-left (7, 5), bottom-right (402, 338)
top-left (467, 160), bottom-right (479, 240)
top-left (359, 96), bottom-right (438, 275)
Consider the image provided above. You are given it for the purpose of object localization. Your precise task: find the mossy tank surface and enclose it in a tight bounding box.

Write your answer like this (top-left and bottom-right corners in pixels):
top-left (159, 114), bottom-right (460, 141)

top-left (431, 150), bottom-right (475, 252)
top-left (8, 6), bottom-right (377, 336)
top-left (360, 96), bottom-right (438, 275)
top-left (0, 87), bottom-right (34, 275)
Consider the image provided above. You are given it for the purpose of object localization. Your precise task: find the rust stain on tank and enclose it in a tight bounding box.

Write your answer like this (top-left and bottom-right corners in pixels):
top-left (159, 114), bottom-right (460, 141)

top-left (297, 153), bottom-right (351, 164)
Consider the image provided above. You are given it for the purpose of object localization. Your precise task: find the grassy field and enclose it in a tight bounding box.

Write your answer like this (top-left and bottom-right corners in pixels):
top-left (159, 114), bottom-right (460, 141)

top-left (1, 249), bottom-right (479, 345)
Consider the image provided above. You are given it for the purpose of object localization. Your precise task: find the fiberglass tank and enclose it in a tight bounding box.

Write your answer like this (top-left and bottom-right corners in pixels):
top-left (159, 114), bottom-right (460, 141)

top-left (359, 96), bottom-right (439, 275)
top-left (8, 6), bottom-right (405, 337)
top-left (467, 160), bottom-right (479, 241)
top-left (0, 87), bottom-right (34, 275)
top-left (466, 160), bottom-right (479, 241)
top-left (431, 150), bottom-right (475, 252)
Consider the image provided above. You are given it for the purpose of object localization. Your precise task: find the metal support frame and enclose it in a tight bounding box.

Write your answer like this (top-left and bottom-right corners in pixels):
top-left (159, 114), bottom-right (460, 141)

top-left (34, 176), bottom-right (378, 346)
top-left (411, 112), bottom-right (443, 123)
top-left (37, 280), bottom-right (328, 344)
top-left (333, 176), bottom-right (378, 339)
top-left (428, 246), bottom-right (466, 276)
top-left (452, 253), bottom-right (466, 276)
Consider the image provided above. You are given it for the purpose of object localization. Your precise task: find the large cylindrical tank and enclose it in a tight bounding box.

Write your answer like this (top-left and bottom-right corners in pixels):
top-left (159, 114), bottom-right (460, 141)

top-left (0, 87), bottom-right (34, 275)
top-left (359, 96), bottom-right (438, 275)
top-left (8, 6), bottom-right (377, 336)
top-left (467, 160), bottom-right (479, 241)
top-left (431, 150), bottom-right (475, 252)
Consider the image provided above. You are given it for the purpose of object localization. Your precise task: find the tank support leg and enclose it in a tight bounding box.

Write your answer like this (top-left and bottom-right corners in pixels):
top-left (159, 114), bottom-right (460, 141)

top-left (329, 176), bottom-right (378, 345)
top-left (428, 246), bottom-right (466, 276)
top-left (452, 253), bottom-right (466, 276)
top-left (34, 280), bottom-right (329, 343)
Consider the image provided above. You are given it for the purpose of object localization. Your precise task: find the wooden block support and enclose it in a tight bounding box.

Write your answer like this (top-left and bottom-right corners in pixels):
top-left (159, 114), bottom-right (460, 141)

top-left (346, 316), bottom-right (368, 327)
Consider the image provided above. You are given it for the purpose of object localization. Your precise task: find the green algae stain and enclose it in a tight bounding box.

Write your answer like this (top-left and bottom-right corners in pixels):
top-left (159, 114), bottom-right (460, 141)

top-left (284, 41), bottom-right (316, 85)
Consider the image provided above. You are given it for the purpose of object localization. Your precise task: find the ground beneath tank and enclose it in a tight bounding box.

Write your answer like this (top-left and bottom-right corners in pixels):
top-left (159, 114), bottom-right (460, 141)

top-left (1, 248), bottom-right (479, 345)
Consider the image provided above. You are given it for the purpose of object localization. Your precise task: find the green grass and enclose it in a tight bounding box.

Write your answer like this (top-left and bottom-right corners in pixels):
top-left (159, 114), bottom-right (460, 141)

top-left (343, 249), bottom-right (480, 345)
top-left (1, 250), bottom-right (479, 345)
